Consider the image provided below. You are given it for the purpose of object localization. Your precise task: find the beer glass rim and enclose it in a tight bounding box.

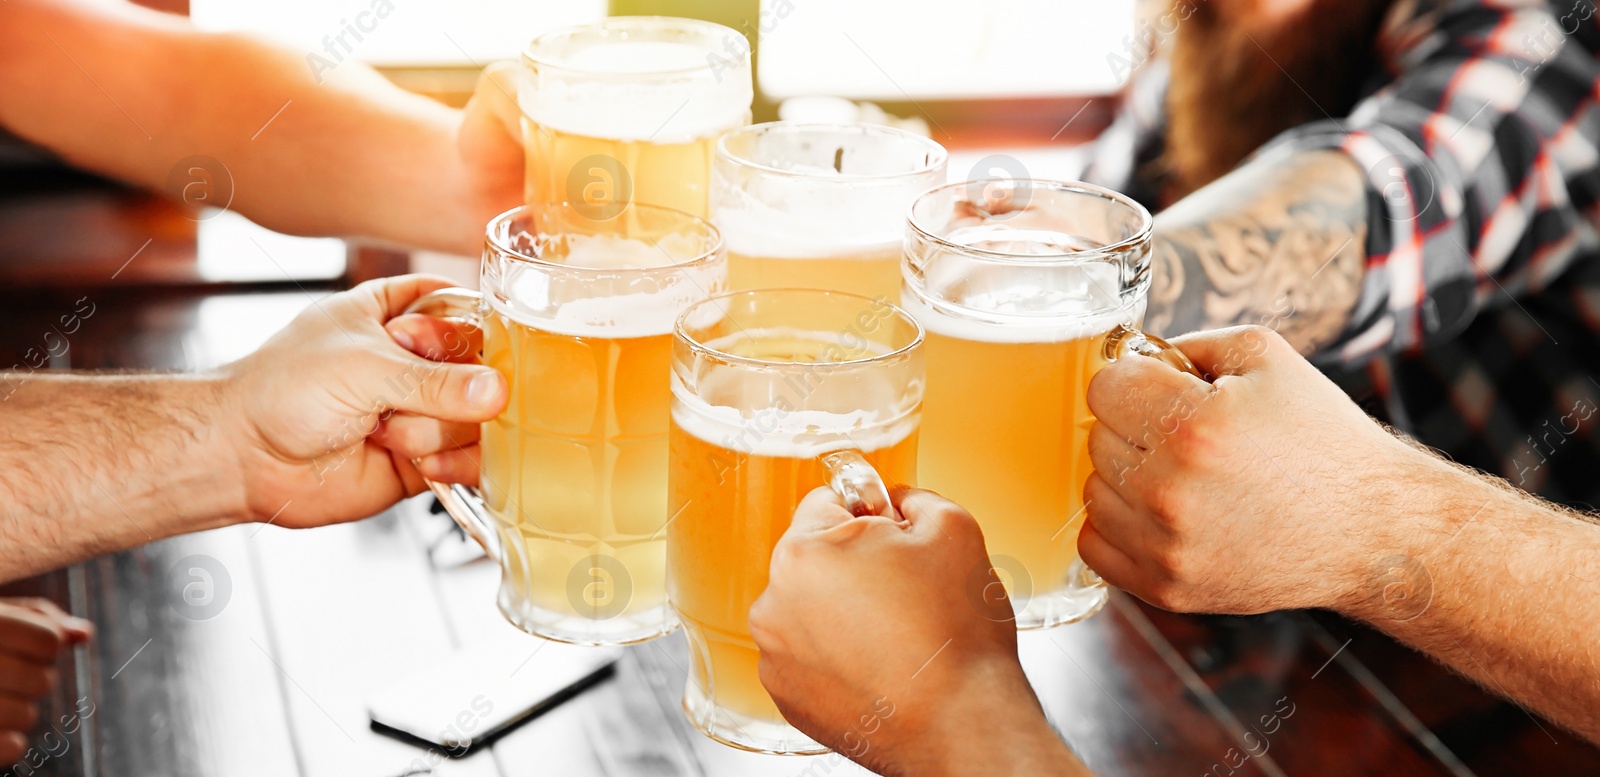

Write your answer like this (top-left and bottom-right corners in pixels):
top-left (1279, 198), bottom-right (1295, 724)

top-left (675, 288), bottom-right (925, 367)
top-left (522, 16), bottom-right (737, 78)
top-left (485, 204), bottom-right (725, 275)
top-left (715, 122), bottom-right (950, 182)
top-left (906, 179), bottom-right (1153, 266)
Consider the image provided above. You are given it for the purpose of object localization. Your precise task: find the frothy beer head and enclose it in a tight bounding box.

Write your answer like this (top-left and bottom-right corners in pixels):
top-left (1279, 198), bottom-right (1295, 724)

top-left (522, 18), bottom-right (753, 143)
top-left (671, 328), bottom-right (919, 459)
top-left (904, 179), bottom-right (1156, 340)
top-left (486, 204), bottom-right (726, 340)
top-left (670, 290), bottom-right (925, 458)
top-left (713, 123), bottom-right (948, 259)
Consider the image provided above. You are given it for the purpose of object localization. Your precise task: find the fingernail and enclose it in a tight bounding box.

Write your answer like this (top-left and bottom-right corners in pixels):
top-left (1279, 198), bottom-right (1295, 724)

top-left (467, 369), bottom-right (502, 408)
top-left (390, 327), bottom-right (416, 353)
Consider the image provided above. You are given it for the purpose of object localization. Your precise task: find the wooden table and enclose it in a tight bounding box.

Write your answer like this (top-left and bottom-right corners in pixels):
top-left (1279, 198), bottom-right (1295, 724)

top-left (2, 182), bottom-right (1596, 777)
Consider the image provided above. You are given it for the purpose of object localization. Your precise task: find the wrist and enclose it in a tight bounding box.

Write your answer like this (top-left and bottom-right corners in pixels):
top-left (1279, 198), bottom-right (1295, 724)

top-left (202, 367), bottom-right (261, 526)
top-left (912, 659), bottom-right (1085, 777)
top-left (1331, 444), bottom-right (1489, 624)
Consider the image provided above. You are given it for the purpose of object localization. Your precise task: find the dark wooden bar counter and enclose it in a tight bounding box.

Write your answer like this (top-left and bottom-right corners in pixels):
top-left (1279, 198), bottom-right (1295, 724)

top-left (2, 176), bottom-right (1596, 776)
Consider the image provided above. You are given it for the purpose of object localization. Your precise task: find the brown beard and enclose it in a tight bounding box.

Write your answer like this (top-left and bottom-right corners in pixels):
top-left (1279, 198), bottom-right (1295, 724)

top-left (1162, 0), bottom-right (1396, 201)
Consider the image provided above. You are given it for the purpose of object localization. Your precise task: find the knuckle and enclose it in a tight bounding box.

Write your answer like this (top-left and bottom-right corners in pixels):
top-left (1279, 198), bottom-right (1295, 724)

top-left (1238, 324), bottom-right (1288, 358)
top-left (938, 503), bottom-right (982, 536)
top-left (422, 363), bottom-right (455, 405)
top-left (1130, 419), bottom-right (1167, 455)
top-left (1084, 367), bottom-right (1120, 413)
top-left (1086, 424), bottom-right (1115, 465)
top-left (1142, 479), bottom-right (1183, 524)
top-left (1163, 413), bottom-right (1205, 456)
top-left (768, 536), bottom-right (816, 578)
top-left (1149, 541), bottom-right (1186, 578)
top-left (1160, 544), bottom-right (1199, 584)
top-left (1146, 578), bottom-right (1193, 613)
top-left (747, 602), bottom-right (790, 659)
top-left (746, 597), bottom-right (774, 639)
top-left (1083, 473), bottom-right (1111, 509)
top-left (393, 421), bottom-right (436, 456)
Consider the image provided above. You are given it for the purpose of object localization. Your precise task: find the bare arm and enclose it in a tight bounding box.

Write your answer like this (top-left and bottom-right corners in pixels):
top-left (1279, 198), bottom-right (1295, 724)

top-left (1342, 455), bottom-right (1600, 743)
top-left (0, 374), bottom-right (246, 579)
top-left (0, 0), bottom-right (520, 255)
top-left (1084, 326), bottom-right (1600, 746)
top-left (1146, 150), bottom-right (1368, 354)
top-left (0, 277), bottom-right (506, 583)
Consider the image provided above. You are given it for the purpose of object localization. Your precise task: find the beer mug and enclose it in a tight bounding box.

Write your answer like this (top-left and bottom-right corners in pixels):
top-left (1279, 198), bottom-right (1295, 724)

top-left (666, 289), bottom-right (924, 754)
top-left (902, 179), bottom-right (1197, 630)
top-left (712, 122), bottom-right (948, 303)
top-left (406, 203), bottom-right (726, 646)
top-left (521, 16), bottom-right (753, 218)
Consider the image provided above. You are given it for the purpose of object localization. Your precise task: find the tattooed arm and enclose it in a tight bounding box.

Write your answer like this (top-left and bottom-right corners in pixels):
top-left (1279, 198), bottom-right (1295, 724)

top-left (1145, 149), bottom-right (1368, 355)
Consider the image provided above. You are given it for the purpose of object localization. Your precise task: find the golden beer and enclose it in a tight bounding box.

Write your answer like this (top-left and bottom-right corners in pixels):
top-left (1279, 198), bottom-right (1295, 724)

top-left (524, 127), bottom-right (726, 218)
top-left (666, 290), bottom-right (925, 754)
top-left (725, 241), bottom-right (904, 306)
top-left (907, 295), bottom-right (1125, 625)
top-left (713, 122), bottom-right (947, 303)
top-left (904, 179), bottom-right (1166, 629)
top-left (407, 204), bottom-right (725, 646)
top-left (668, 401), bottom-right (918, 729)
top-left (479, 312), bottom-right (675, 631)
top-left (522, 19), bottom-right (753, 218)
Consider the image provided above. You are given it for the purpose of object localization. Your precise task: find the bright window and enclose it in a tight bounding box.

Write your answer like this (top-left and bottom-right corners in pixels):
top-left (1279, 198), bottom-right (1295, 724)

top-left (190, 0), bottom-right (606, 65)
top-left (191, 0), bottom-right (1135, 97)
top-left (757, 0), bottom-right (1137, 99)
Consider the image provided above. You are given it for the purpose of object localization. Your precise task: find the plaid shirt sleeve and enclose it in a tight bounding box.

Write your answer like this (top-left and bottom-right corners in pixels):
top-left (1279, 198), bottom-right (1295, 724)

top-left (1254, 0), bottom-right (1600, 367)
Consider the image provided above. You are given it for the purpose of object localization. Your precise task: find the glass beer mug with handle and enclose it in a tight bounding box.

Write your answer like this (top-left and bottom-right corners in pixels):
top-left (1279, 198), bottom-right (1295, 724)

top-left (903, 179), bottom-right (1198, 630)
top-left (666, 289), bottom-right (924, 755)
top-left (520, 16), bottom-right (753, 219)
top-left (404, 203), bottom-right (726, 646)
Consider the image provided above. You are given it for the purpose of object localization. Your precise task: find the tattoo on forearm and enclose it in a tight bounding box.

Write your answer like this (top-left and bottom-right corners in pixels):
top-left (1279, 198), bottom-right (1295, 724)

top-left (1144, 150), bottom-right (1368, 355)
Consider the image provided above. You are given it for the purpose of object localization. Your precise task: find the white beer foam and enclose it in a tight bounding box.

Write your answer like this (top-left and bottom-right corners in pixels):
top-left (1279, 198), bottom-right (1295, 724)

top-left (524, 41), bottom-right (750, 143)
top-left (670, 325), bottom-right (917, 457)
top-left (562, 41), bottom-right (707, 72)
top-left (489, 233), bottom-right (719, 339)
top-left (671, 387), bottom-right (916, 459)
top-left (488, 289), bottom-right (687, 340)
top-left (900, 287), bottom-right (1144, 345)
top-left (716, 206), bottom-right (901, 260)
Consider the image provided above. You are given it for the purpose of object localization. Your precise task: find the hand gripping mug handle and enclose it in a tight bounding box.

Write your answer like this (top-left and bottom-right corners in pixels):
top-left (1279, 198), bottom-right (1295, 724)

top-left (819, 450), bottom-right (899, 521)
top-left (1101, 323), bottom-right (1203, 377)
top-left (401, 287), bottom-right (503, 563)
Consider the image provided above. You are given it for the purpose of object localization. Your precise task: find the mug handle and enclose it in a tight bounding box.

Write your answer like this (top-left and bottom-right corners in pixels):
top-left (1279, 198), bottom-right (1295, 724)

top-left (401, 287), bottom-right (503, 564)
top-left (819, 450), bottom-right (899, 521)
top-left (1101, 323), bottom-right (1203, 377)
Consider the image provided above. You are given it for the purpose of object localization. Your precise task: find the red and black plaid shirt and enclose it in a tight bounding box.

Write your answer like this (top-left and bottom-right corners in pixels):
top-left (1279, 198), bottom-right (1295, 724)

top-left (1090, 0), bottom-right (1600, 509)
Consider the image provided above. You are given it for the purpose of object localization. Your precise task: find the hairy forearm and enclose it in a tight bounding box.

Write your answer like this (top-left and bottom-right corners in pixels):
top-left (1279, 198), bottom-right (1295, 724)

top-left (1147, 150), bottom-right (1367, 354)
top-left (0, 374), bottom-right (246, 582)
top-left (0, 0), bottom-right (493, 254)
top-left (1342, 455), bottom-right (1600, 743)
